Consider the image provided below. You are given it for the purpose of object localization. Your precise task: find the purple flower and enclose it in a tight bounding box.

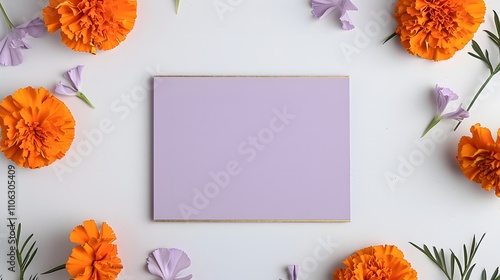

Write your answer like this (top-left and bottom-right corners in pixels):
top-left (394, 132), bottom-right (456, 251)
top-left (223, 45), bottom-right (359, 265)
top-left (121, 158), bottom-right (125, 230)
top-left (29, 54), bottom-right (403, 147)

top-left (0, 4), bottom-right (45, 66)
top-left (147, 248), bottom-right (193, 280)
top-left (422, 85), bottom-right (469, 137)
top-left (442, 104), bottom-right (469, 121)
top-left (280, 265), bottom-right (300, 280)
top-left (311, 0), bottom-right (358, 30)
top-left (55, 65), bottom-right (95, 108)
top-left (434, 85), bottom-right (458, 115)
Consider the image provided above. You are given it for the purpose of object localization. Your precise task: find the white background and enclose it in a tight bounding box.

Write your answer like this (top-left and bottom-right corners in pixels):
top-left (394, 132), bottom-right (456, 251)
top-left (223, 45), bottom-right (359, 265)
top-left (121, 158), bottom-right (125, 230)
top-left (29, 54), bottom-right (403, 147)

top-left (2, 0), bottom-right (500, 279)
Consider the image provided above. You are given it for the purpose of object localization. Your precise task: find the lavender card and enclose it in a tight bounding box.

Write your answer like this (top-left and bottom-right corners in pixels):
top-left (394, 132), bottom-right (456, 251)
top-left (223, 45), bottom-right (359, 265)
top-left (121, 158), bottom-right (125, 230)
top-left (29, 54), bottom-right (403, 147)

top-left (153, 76), bottom-right (350, 222)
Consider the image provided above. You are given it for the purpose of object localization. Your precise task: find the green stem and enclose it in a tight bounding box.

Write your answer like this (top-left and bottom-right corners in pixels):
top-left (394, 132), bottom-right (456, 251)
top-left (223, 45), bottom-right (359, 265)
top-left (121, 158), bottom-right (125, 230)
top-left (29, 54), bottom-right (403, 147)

top-left (454, 72), bottom-right (496, 131)
top-left (422, 115), bottom-right (442, 137)
top-left (76, 91), bottom-right (95, 109)
top-left (0, 3), bottom-right (14, 29)
top-left (175, 0), bottom-right (180, 14)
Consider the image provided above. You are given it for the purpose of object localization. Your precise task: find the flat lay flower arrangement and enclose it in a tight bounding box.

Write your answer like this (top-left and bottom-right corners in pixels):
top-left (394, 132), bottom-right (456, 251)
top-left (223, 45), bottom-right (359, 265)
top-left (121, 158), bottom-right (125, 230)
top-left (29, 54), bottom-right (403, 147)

top-left (1, 0), bottom-right (500, 279)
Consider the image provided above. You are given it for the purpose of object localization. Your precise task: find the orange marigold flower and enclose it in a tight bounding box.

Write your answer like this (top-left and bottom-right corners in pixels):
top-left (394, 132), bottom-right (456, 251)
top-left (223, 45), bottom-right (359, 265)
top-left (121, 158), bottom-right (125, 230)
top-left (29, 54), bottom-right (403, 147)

top-left (394, 0), bottom-right (486, 61)
top-left (0, 86), bottom-right (75, 169)
top-left (333, 245), bottom-right (417, 280)
top-left (66, 220), bottom-right (123, 280)
top-left (457, 123), bottom-right (500, 196)
top-left (42, 0), bottom-right (137, 54)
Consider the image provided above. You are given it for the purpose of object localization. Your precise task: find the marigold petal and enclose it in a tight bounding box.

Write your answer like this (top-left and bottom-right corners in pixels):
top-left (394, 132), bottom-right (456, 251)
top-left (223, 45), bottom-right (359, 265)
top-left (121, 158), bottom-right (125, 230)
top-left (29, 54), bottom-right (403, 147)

top-left (457, 124), bottom-right (500, 196)
top-left (470, 123), bottom-right (495, 149)
top-left (42, 0), bottom-right (137, 54)
top-left (66, 221), bottom-right (122, 280)
top-left (0, 87), bottom-right (75, 168)
top-left (66, 244), bottom-right (95, 277)
top-left (394, 0), bottom-right (486, 61)
top-left (333, 245), bottom-right (417, 280)
top-left (70, 220), bottom-right (100, 244)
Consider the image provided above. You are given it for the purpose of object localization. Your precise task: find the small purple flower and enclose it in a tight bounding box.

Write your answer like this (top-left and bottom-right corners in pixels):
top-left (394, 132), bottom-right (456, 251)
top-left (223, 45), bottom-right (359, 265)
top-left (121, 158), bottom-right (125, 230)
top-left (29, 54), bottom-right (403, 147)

top-left (147, 248), bottom-right (193, 280)
top-left (422, 85), bottom-right (469, 137)
top-left (55, 65), bottom-right (95, 108)
top-left (311, 0), bottom-right (358, 30)
top-left (0, 4), bottom-right (45, 66)
top-left (434, 85), bottom-right (458, 115)
top-left (280, 265), bottom-right (300, 280)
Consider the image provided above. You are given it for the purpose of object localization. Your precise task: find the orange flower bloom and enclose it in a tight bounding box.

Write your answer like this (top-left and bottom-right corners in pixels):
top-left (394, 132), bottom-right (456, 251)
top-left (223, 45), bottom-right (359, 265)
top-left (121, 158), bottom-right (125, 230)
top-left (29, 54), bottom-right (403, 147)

top-left (42, 0), bottom-right (137, 54)
top-left (0, 87), bottom-right (75, 169)
top-left (66, 220), bottom-right (123, 280)
top-left (457, 124), bottom-right (500, 196)
top-left (394, 0), bottom-right (485, 61)
top-left (333, 245), bottom-right (417, 280)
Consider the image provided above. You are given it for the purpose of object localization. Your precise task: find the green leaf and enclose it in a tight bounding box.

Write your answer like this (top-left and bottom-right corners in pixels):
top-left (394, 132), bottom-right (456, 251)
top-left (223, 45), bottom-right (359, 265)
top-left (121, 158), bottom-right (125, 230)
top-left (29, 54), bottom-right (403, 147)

top-left (494, 10), bottom-right (500, 39)
top-left (41, 264), bottom-right (66, 275)
top-left (383, 32), bottom-right (397, 44)
top-left (21, 235), bottom-right (34, 256)
top-left (465, 263), bottom-right (477, 280)
top-left (452, 250), bottom-right (464, 275)
top-left (468, 52), bottom-right (483, 60)
top-left (484, 30), bottom-right (499, 45)
top-left (24, 248), bottom-right (38, 270)
top-left (471, 40), bottom-right (485, 58)
top-left (491, 267), bottom-right (499, 280)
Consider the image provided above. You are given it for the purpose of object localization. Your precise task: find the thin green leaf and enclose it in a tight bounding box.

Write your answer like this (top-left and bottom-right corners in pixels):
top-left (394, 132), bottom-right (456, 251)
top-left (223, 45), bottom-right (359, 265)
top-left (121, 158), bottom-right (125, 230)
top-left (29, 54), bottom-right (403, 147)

top-left (22, 241), bottom-right (37, 268)
top-left (484, 270), bottom-right (488, 280)
top-left (491, 267), bottom-right (499, 280)
top-left (433, 247), bottom-right (443, 267)
top-left (465, 263), bottom-right (477, 280)
top-left (439, 249), bottom-right (448, 274)
top-left (16, 223), bottom-right (21, 245)
top-left (450, 252), bottom-right (455, 278)
top-left (41, 264), bottom-right (66, 275)
top-left (383, 32), bottom-right (397, 44)
top-left (469, 52), bottom-right (483, 60)
top-left (494, 10), bottom-right (500, 39)
top-left (470, 234), bottom-right (486, 262)
top-left (453, 251), bottom-right (464, 275)
top-left (464, 243), bottom-right (469, 271)
top-left (471, 40), bottom-right (485, 58)
top-left (484, 30), bottom-right (499, 44)
top-left (20, 234), bottom-right (34, 254)
top-left (24, 248), bottom-right (38, 270)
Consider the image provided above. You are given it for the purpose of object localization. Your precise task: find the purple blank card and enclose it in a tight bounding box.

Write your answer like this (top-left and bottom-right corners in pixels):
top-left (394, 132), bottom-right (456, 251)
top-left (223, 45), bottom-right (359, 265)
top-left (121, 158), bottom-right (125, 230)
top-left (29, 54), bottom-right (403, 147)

top-left (153, 76), bottom-right (350, 222)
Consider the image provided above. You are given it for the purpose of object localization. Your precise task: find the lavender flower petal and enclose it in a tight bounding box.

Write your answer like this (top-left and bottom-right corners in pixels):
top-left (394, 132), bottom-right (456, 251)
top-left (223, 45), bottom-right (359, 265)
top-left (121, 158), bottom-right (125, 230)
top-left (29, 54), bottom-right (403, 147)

top-left (64, 65), bottom-right (85, 90)
top-left (147, 248), bottom-right (193, 280)
top-left (311, 0), bottom-right (341, 19)
top-left (0, 33), bottom-right (23, 66)
top-left (311, 0), bottom-right (357, 29)
top-left (55, 81), bottom-right (78, 96)
top-left (0, 17), bottom-right (45, 66)
top-left (288, 265), bottom-right (299, 280)
top-left (442, 104), bottom-right (469, 121)
top-left (435, 85), bottom-right (458, 115)
top-left (340, 10), bottom-right (354, 30)
top-left (18, 18), bottom-right (46, 38)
